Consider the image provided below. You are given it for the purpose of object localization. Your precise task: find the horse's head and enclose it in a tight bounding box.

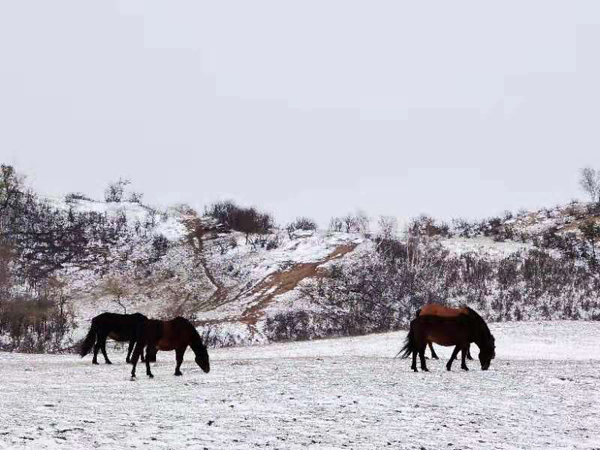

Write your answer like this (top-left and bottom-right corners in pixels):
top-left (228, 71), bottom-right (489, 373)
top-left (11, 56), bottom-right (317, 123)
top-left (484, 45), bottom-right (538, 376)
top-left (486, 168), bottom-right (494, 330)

top-left (479, 334), bottom-right (496, 371)
top-left (193, 342), bottom-right (210, 373)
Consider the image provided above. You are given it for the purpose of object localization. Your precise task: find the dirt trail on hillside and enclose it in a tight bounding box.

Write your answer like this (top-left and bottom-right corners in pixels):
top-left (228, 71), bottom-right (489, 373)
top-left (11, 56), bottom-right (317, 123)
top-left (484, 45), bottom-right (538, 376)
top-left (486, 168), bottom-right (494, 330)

top-left (181, 216), bottom-right (358, 329)
top-left (239, 243), bottom-right (357, 326)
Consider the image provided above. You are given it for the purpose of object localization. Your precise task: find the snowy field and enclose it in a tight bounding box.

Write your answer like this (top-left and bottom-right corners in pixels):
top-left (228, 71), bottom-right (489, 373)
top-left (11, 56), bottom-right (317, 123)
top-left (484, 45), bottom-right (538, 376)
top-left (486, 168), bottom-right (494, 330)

top-left (1, 322), bottom-right (599, 450)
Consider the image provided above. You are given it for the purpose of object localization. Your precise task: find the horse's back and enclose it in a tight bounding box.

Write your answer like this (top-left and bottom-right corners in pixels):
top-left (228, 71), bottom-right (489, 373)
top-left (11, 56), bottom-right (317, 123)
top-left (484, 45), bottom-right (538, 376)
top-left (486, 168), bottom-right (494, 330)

top-left (413, 315), bottom-right (470, 346)
top-left (419, 304), bottom-right (468, 318)
top-left (92, 312), bottom-right (148, 338)
top-left (145, 317), bottom-right (196, 351)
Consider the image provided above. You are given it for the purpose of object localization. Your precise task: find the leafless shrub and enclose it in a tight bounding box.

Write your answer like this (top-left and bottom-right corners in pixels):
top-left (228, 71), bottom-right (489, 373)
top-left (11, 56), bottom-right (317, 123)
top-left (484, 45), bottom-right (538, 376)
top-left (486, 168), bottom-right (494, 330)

top-left (205, 200), bottom-right (274, 237)
top-left (0, 291), bottom-right (75, 353)
top-left (290, 217), bottom-right (317, 231)
top-left (377, 216), bottom-right (398, 240)
top-left (171, 203), bottom-right (198, 217)
top-left (452, 218), bottom-right (476, 238)
top-left (97, 276), bottom-right (131, 314)
top-left (329, 211), bottom-right (370, 234)
top-left (104, 178), bottom-right (130, 203)
top-left (579, 166), bottom-right (600, 204)
top-left (247, 233), bottom-right (282, 251)
top-left (65, 192), bottom-right (93, 203)
top-left (329, 217), bottom-right (343, 232)
top-left (287, 217), bottom-right (318, 239)
top-left (408, 214), bottom-right (451, 238)
top-left (127, 191), bottom-right (144, 204)
top-left (151, 234), bottom-right (169, 261)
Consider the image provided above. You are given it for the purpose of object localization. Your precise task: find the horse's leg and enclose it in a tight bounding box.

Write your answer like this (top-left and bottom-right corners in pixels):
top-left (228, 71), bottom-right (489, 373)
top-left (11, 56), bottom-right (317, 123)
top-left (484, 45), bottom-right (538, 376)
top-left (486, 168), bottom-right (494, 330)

top-left (92, 332), bottom-right (100, 365)
top-left (466, 344), bottom-right (473, 360)
top-left (429, 342), bottom-right (439, 360)
top-left (174, 346), bottom-right (187, 376)
top-left (130, 342), bottom-right (144, 378)
top-left (145, 346), bottom-right (154, 378)
top-left (446, 346), bottom-right (460, 371)
top-left (99, 334), bottom-right (112, 364)
top-left (126, 340), bottom-right (134, 364)
top-left (411, 348), bottom-right (418, 372)
top-left (460, 346), bottom-right (469, 371)
top-left (418, 345), bottom-right (429, 372)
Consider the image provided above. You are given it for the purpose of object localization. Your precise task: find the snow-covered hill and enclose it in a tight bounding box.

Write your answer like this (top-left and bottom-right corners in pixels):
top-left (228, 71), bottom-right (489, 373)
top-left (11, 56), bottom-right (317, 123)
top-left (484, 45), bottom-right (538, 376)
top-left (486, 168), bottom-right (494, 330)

top-left (3, 193), bottom-right (600, 352)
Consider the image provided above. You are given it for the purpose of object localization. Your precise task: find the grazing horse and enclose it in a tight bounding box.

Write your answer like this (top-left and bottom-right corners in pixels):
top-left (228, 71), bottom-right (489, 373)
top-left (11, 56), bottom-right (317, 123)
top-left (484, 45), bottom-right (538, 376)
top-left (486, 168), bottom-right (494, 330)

top-left (79, 312), bottom-right (150, 365)
top-left (417, 304), bottom-right (473, 360)
top-left (130, 317), bottom-right (210, 378)
top-left (399, 307), bottom-right (495, 372)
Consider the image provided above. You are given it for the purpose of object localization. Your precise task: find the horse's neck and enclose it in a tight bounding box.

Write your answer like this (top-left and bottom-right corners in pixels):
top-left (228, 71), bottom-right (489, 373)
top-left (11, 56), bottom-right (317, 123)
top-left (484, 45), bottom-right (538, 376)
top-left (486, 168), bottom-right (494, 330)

top-left (472, 327), bottom-right (490, 349)
top-left (190, 338), bottom-right (201, 354)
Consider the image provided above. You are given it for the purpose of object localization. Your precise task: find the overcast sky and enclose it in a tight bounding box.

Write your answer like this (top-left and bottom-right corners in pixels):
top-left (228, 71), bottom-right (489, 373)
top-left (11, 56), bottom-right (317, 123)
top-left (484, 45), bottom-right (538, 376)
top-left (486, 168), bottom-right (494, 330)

top-left (1, 1), bottom-right (600, 227)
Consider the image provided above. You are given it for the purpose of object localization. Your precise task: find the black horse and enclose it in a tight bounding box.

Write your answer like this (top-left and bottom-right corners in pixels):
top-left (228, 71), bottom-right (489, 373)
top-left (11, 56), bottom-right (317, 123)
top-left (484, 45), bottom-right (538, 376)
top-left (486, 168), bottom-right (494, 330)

top-left (399, 307), bottom-right (496, 372)
top-left (130, 316), bottom-right (210, 378)
top-left (80, 312), bottom-right (151, 364)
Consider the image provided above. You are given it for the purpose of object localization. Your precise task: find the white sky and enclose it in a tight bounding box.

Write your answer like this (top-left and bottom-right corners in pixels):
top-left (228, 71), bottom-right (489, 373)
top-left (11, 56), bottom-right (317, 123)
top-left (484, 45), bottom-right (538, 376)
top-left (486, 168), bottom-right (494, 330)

top-left (1, 1), bottom-right (600, 226)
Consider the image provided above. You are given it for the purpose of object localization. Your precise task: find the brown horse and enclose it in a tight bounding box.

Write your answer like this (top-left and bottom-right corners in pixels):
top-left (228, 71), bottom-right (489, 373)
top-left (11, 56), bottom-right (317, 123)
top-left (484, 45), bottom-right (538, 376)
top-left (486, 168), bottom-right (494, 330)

top-left (417, 304), bottom-right (473, 360)
top-left (130, 317), bottom-right (210, 378)
top-left (399, 307), bottom-right (495, 372)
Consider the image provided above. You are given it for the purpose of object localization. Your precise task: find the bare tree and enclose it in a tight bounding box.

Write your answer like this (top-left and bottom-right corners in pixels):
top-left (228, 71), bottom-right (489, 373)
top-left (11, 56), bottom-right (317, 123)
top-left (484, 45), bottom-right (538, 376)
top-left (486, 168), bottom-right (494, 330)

top-left (127, 191), bottom-right (144, 204)
top-left (329, 217), bottom-right (343, 232)
top-left (341, 214), bottom-right (355, 233)
top-left (98, 277), bottom-right (131, 313)
top-left (378, 216), bottom-right (398, 240)
top-left (355, 210), bottom-right (370, 234)
top-left (579, 220), bottom-right (600, 265)
top-left (579, 167), bottom-right (600, 204)
top-left (104, 178), bottom-right (131, 203)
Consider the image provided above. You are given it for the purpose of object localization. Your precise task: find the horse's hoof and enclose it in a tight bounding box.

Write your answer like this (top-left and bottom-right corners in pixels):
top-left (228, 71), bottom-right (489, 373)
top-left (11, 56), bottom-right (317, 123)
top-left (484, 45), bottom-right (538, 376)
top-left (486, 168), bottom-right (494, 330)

top-left (446, 366), bottom-right (451, 371)
top-left (462, 367), bottom-right (469, 371)
top-left (105, 361), bottom-right (113, 365)
top-left (148, 374), bottom-right (154, 379)
top-left (174, 372), bottom-right (183, 376)
top-left (423, 368), bottom-right (429, 372)
top-left (432, 357), bottom-right (439, 360)
top-left (92, 361), bottom-right (99, 365)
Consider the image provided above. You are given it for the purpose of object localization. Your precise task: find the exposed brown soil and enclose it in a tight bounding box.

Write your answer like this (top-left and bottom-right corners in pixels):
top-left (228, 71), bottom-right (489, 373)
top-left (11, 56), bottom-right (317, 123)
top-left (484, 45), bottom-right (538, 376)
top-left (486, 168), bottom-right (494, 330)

top-left (180, 217), bottom-right (358, 331)
top-left (239, 244), bottom-right (357, 325)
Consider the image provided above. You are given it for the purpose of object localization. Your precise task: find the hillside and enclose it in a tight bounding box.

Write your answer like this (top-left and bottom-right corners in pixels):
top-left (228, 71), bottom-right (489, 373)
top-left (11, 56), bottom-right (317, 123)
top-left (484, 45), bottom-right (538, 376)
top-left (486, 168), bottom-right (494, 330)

top-left (1, 169), bottom-right (600, 352)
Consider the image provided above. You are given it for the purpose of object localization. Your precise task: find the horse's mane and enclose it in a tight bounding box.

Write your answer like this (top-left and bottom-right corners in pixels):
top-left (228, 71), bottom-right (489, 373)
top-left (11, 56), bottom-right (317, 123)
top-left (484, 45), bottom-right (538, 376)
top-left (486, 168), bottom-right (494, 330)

top-left (185, 318), bottom-right (205, 347)
top-left (465, 307), bottom-right (494, 341)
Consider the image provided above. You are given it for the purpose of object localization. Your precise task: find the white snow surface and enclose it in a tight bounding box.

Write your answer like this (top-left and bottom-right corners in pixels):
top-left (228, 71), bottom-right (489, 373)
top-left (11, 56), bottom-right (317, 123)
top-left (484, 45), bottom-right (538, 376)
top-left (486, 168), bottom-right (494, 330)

top-left (1, 321), bottom-right (599, 450)
top-left (439, 237), bottom-right (535, 259)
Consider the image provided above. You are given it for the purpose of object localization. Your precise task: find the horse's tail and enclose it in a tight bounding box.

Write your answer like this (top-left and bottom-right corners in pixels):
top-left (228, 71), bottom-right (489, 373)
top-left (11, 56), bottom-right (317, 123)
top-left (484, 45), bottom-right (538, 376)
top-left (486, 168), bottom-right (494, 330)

top-left (396, 321), bottom-right (416, 359)
top-left (79, 320), bottom-right (97, 357)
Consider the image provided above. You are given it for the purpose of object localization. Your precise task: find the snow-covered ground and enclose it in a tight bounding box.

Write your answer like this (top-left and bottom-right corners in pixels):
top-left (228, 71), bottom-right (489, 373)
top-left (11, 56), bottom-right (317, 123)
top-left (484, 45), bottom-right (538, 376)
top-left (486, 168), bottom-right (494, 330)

top-left (1, 322), bottom-right (599, 450)
top-left (439, 237), bottom-right (535, 259)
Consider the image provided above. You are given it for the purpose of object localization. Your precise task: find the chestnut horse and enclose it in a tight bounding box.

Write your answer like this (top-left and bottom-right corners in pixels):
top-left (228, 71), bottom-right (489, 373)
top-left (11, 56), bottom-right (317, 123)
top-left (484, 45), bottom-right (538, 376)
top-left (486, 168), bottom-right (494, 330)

top-left (130, 317), bottom-right (210, 378)
top-left (417, 304), bottom-right (473, 360)
top-left (79, 312), bottom-right (150, 365)
top-left (400, 307), bottom-right (495, 372)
